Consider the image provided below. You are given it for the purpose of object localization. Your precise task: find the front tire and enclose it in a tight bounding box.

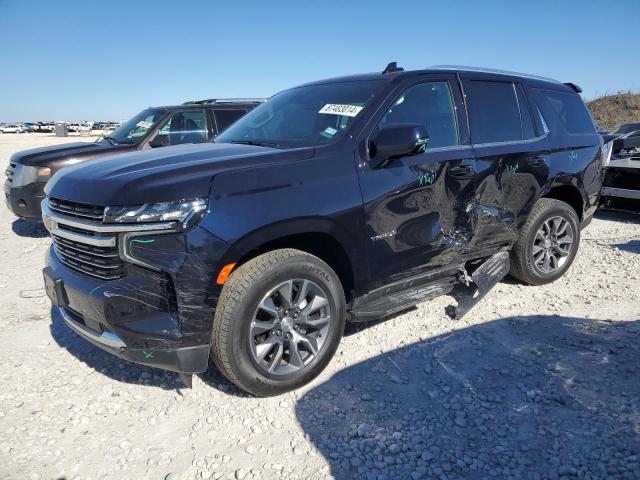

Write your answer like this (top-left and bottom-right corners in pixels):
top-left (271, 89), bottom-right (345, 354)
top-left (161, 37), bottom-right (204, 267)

top-left (510, 198), bottom-right (580, 285)
top-left (211, 248), bottom-right (346, 396)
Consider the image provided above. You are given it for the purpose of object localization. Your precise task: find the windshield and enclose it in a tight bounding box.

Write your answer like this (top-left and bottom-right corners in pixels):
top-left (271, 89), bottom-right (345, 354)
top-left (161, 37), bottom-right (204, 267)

top-left (106, 108), bottom-right (168, 144)
top-left (216, 80), bottom-right (388, 147)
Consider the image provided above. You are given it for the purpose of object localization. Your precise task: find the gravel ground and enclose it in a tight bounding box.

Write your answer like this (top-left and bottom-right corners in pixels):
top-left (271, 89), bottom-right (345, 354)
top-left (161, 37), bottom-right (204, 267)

top-left (1, 134), bottom-right (639, 480)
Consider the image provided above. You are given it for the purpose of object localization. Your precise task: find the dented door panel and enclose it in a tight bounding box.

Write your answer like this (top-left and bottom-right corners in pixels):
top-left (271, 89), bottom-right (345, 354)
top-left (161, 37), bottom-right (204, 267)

top-left (356, 74), bottom-right (474, 290)
top-left (469, 137), bottom-right (550, 252)
top-left (358, 146), bottom-right (476, 288)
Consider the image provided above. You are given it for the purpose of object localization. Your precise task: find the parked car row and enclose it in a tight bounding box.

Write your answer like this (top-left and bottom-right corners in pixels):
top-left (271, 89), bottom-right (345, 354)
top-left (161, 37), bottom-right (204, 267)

top-left (0, 121), bottom-right (125, 134)
top-left (4, 98), bottom-right (263, 219)
top-left (0, 123), bottom-right (27, 133)
top-left (6, 64), bottom-right (609, 396)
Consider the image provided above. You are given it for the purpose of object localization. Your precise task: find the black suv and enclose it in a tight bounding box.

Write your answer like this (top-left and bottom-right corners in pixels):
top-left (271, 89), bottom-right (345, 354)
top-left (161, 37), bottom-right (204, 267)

top-left (41, 64), bottom-right (604, 396)
top-left (4, 99), bottom-right (262, 219)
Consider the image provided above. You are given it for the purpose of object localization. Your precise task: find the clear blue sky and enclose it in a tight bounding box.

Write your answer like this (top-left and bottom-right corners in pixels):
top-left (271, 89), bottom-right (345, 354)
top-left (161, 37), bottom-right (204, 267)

top-left (1, 0), bottom-right (638, 122)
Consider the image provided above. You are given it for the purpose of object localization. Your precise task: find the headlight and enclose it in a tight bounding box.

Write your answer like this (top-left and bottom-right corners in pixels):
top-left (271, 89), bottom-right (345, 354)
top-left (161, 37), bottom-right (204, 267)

top-left (104, 198), bottom-right (207, 225)
top-left (20, 165), bottom-right (51, 184)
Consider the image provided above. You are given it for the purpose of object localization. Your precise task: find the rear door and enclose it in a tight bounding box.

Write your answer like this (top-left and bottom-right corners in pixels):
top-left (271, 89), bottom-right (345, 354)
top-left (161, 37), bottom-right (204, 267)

top-left (356, 74), bottom-right (476, 289)
top-left (462, 76), bottom-right (550, 256)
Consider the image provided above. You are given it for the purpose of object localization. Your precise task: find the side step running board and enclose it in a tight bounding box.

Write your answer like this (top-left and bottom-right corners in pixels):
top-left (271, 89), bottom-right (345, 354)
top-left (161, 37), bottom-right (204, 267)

top-left (446, 250), bottom-right (510, 320)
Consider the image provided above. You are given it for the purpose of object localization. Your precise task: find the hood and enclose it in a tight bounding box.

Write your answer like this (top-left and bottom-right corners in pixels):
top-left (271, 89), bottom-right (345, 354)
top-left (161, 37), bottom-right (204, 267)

top-left (11, 140), bottom-right (129, 167)
top-left (45, 142), bottom-right (315, 206)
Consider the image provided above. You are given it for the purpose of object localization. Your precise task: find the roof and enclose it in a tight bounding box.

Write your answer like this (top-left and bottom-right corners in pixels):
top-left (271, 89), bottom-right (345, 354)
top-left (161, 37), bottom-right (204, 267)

top-left (295, 64), bottom-right (573, 92)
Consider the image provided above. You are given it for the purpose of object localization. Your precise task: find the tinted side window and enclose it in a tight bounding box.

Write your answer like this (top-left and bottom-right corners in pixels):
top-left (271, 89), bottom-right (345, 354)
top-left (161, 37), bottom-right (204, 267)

top-left (534, 89), bottom-right (595, 134)
top-left (465, 80), bottom-right (521, 143)
top-left (214, 109), bottom-right (248, 133)
top-left (377, 81), bottom-right (458, 149)
top-left (515, 84), bottom-right (536, 139)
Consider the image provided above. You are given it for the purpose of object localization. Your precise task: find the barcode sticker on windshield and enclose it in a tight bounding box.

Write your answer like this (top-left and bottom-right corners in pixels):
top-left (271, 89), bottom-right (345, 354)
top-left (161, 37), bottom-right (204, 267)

top-left (318, 104), bottom-right (363, 117)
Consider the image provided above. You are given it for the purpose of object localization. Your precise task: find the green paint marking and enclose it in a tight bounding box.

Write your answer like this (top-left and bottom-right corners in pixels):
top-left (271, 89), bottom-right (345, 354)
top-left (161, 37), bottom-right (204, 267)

top-left (569, 151), bottom-right (578, 162)
top-left (143, 351), bottom-right (154, 359)
top-left (416, 137), bottom-right (429, 154)
top-left (130, 238), bottom-right (156, 249)
top-left (131, 239), bottom-right (156, 244)
top-left (418, 171), bottom-right (436, 186)
top-left (506, 163), bottom-right (519, 174)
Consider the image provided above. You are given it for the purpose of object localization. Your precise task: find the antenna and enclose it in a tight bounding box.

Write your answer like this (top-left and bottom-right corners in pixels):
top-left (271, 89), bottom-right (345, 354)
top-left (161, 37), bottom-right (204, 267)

top-left (382, 62), bottom-right (404, 74)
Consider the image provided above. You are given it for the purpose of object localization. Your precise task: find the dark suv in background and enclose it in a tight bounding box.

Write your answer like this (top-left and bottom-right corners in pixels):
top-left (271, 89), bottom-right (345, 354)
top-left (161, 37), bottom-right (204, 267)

top-left (42, 64), bottom-right (604, 396)
top-left (4, 99), bottom-right (263, 220)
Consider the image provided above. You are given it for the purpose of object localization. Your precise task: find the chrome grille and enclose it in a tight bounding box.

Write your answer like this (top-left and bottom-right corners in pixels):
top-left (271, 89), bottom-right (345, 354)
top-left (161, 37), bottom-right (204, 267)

top-left (43, 197), bottom-right (177, 281)
top-left (52, 233), bottom-right (125, 280)
top-left (49, 197), bottom-right (105, 221)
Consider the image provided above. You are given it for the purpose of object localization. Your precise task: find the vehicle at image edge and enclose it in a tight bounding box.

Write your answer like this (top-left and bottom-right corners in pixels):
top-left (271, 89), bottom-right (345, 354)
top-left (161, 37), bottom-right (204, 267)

top-left (4, 99), bottom-right (263, 220)
top-left (41, 63), bottom-right (606, 396)
top-left (609, 121), bottom-right (640, 153)
top-left (0, 123), bottom-right (25, 134)
top-left (598, 121), bottom-right (640, 212)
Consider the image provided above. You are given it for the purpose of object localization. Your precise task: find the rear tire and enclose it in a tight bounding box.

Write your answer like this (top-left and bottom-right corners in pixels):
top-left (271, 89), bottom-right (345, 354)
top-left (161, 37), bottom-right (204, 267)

top-left (211, 248), bottom-right (346, 396)
top-left (510, 198), bottom-right (580, 285)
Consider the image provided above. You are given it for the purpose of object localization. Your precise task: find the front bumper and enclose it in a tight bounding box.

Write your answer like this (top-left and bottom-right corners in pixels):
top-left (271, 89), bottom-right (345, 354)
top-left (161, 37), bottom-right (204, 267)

top-left (55, 303), bottom-right (210, 372)
top-left (43, 217), bottom-right (236, 374)
top-left (4, 180), bottom-right (45, 219)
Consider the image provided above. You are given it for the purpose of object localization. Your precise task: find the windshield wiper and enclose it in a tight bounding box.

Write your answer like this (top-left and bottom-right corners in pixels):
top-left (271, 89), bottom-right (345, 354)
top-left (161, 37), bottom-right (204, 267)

top-left (227, 140), bottom-right (280, 148)
top-left (103, 136), bottom-right (118, 145)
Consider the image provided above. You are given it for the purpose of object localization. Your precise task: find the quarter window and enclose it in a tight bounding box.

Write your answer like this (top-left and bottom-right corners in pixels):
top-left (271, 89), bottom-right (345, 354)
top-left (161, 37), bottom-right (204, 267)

top-left (464, 80), bottom-right (522, 144)
top-left (534, 89), bottom-right (596, 135)
top-left (377, 81), bottom-right (458, 149)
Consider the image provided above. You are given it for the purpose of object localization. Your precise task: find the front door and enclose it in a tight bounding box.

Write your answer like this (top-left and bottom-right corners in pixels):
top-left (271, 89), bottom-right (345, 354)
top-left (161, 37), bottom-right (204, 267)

top-left (356, 75), bottom-right (476, 290)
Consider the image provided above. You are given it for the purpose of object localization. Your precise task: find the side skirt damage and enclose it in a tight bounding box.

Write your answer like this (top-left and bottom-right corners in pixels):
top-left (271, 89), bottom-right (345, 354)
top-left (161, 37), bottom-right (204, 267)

top-left (446, 250), bottom-right (510, 320)
top-left (348, 251), bottom-right (510, 323)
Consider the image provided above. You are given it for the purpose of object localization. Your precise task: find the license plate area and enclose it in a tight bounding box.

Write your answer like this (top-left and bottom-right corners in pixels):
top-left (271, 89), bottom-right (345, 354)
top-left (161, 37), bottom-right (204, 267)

top-left (43, 267), bottom-right (67, 307)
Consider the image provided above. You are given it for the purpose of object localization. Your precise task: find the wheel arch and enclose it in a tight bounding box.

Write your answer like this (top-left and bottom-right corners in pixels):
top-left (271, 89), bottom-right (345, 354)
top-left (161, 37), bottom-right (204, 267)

top-left (541, 183), bottom-right (584, 221)
top-left (229, 218), bottom-right (359, 303)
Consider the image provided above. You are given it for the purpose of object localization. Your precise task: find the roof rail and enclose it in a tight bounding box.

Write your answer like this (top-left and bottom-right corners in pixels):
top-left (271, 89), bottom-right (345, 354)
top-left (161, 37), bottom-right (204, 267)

top-left (427, 65), bottom-right (561, 84)
top-left (182, 98), bottom-right (266, 105)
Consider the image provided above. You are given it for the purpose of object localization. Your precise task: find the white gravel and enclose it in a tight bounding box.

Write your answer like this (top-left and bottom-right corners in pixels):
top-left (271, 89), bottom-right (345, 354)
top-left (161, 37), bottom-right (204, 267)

top-left (1, 134), bottom-right (639, 480)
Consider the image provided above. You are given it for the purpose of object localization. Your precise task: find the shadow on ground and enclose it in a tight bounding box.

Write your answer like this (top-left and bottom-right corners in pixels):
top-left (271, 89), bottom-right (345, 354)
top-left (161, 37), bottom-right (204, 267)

top-left (614, 239), bottom-right (640, 254)
top-left (11, 218), bottom-right (48, 238)
top-left (49, 307), bottom-right (241, 395)
top-left (595, 208), bottom-right (640, 225)
top-left (296, 315), bottom-right (640, 480)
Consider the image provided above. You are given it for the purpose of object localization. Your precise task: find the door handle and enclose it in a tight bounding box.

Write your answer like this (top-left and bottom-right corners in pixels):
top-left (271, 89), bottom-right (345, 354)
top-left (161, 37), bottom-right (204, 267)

top-left (449, 165), bottom-right (473, 177)
top-left (529, 157), bottom-right (546, 166)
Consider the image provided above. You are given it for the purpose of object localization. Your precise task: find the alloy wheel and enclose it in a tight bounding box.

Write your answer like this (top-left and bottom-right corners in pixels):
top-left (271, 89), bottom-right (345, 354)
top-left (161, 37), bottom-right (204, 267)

top-left (249, 279), bottom-right (332, 376)
top-left (532, 215), bottom-right (574, 274)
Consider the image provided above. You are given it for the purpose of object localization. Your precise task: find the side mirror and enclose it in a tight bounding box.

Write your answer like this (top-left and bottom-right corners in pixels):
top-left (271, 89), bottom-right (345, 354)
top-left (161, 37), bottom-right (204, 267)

top-left (149, 135), bottom-right (170, 148)
top-left (369, 124), bottom-right (429, 168)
